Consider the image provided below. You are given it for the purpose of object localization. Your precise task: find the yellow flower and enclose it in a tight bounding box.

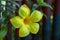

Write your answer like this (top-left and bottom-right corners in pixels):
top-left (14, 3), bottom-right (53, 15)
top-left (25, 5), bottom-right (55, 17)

top-left (10, 4), bottom-right (43, 37)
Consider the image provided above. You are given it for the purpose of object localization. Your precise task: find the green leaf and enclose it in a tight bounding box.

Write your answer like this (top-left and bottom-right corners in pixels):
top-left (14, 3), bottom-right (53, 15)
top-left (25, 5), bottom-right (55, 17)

top-left (10, 1), bottom-right (20, 8)
top-left (2, 12), bottom-right (7, 19)
top-left (0, 26), bottom-right (7, 39)
top-left (7, 4), bottom-right (16, 11)
top-left (0, 38), bottom-right (3, 40)
top-left (0, 7), bottom-right (3, 11)
top-left (0, 4), bottom-right (4, 6)
top-left (31, 4), bottom-right (38, 12)
top-left (0, 18), bottom-right (5, 24)
top-left (37, 0), bottom-right (53, 9)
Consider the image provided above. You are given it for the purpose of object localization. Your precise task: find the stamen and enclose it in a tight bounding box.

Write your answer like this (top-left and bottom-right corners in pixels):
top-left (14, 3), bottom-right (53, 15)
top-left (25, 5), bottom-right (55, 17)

top-left (24, 17), bottom-right (31, 24)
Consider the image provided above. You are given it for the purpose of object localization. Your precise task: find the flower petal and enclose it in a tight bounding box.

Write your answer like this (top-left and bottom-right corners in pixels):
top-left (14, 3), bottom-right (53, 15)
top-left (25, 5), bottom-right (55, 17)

top-left (19, 25), bottom-right (30, 37)
top-left (10, 16), bottom-right (23, 28)
top-left (29, 23), bottom-right (39, 34)
top-left (30, 10), bottom-right (43, 22)
top-left (19, 4), bottom-right (30, 18)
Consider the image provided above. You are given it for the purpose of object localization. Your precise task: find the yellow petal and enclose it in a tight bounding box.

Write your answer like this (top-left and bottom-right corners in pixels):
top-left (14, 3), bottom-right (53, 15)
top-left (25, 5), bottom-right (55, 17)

top-left (30, 10), bottom-right (43, 22)
top-left (19, 25), bottom-right (30, 37)
top-left (10, 16), bottom-right (23, 28)
top-left (19, 4), bottom-right (30, 18)
top-left (29, 23), bottom-right (39, 34)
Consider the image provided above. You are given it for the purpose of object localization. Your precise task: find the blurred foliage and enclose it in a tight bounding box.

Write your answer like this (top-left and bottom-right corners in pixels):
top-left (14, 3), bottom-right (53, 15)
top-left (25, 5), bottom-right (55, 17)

top-left (0, 1), bottom-right (21, 39)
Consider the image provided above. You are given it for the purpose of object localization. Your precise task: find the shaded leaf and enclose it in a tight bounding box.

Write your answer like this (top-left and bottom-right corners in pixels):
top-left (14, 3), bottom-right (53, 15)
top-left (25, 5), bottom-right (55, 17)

top-left (37, 0), bottom-right (53, 9)
top-left (0, 18), bottom-right (5, 24)
top-left (7, 4), bottom-right (16, 11)
top-left (31, 4), bottom-right (38, 12)
top-left (0, 7), bottom-right (3, 11)
top-left (0, 26), bottom-right (7, 39)
top-left (10, 1), bottom-right (20, 8)
top-left (0, 4), bottom-right (4, 6)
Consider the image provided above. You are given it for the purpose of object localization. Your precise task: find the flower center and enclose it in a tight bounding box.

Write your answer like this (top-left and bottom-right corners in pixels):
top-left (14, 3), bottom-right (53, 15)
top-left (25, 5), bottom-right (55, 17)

top-left (24, 17), bottom-right (31, 24)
